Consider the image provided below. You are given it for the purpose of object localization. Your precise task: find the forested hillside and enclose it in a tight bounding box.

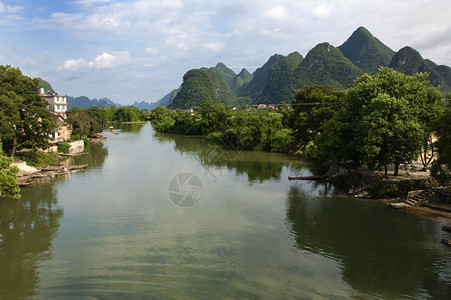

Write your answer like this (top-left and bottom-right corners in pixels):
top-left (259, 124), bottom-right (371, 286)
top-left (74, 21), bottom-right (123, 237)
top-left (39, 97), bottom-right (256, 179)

top-left (168, 26), bottom-right (451, 108)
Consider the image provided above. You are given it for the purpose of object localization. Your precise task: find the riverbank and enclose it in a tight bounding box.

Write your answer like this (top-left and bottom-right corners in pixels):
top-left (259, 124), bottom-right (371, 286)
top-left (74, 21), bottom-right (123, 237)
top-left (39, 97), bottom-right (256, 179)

top-left (381, 199), bottom-right (451, 220)
top-left (14, 160), bottom-right (88, 186)
top-left (306, 162), bottom-right (451, 219)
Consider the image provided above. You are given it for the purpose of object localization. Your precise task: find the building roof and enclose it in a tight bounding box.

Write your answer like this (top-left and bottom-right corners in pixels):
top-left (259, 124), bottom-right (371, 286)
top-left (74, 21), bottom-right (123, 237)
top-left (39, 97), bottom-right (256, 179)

top-left (52, 114), bottom-right (70, 126)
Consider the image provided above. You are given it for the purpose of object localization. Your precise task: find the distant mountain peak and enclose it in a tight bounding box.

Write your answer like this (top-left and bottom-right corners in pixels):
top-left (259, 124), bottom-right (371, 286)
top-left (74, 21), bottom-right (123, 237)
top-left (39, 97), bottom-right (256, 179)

top-left (338, 26), bottom-right (395, 73)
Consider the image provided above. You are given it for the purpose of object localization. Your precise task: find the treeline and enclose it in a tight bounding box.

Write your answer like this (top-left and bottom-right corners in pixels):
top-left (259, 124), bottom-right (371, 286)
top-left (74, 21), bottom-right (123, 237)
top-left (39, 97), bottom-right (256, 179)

top-left (66, 105), bottom-right (146, 138)
top-left (151, 103), bottom-right (293, 153)
top-left (150, 68), bottom-right (450, 183)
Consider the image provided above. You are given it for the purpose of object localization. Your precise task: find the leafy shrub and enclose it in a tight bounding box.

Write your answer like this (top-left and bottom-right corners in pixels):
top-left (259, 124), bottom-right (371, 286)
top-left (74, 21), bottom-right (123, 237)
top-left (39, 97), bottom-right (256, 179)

top-left (368, 178), bottom-right (437, 199)
top-left (57, 142), bottom-right (70, 153)
top-left (16, 150), bottom-right (58, 167)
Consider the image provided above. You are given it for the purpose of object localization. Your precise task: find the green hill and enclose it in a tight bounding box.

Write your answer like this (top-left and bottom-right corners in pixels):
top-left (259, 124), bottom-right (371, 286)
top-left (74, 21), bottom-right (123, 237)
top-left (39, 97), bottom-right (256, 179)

top-left (389, 47), bottom-right (450, 91)
top-left (258, 51), bottom-right (304, 103)
top-left (207, 67), bottom-right (236, 105)
top-left (214, 63), bottom-right (237, 89)
top-left (294, 42), bottom-right (364, 90)
top-left (239, 54), bottom-right (285, 99)
top-left (434, 64), bottom-right (451, 89)
top-left (160, 27), bottom-right (451, 107)
top-left (38, 78), bottom-right (56, 94)
top-left (232, 68), bottom-right (253, 93)
top-left (170, 69), bottom-right (217, 108)
top-left (338, 26), bottom-right (395, 73)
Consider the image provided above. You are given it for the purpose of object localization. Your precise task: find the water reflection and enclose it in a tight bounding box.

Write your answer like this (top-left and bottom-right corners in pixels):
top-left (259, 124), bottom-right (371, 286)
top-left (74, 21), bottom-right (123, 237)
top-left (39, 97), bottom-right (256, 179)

top-left (154, 132), bottom-right (305, 183)
top-left (0, 139), bottom-right (110, 299)
top-left (119, 122), bottom-right (144, 133)
top-left (62, 141), bottom-right (109, 168)
top-left (285, 185), bottom-right (451, 299)
top-left (0, 182), bottom-right (63, 299)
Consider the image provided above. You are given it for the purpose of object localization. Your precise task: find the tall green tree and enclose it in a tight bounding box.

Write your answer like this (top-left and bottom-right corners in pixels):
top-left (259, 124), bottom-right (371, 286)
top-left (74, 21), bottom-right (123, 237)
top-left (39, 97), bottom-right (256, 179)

top-left (289, 85), bottom-right (345, 152)
top-left (0, 66), bottom-right (56, 156)
top-left (67, 108), bottom-right (95, 137)
top-left (430, 105), bottom-right (451, 184)
top-left (114, 106), bottom-right (143, 123)
top-left (315, 68), bottom-right (443, 176)
top-left (0, 140), bottom-right (20, 199)
top-left (362, 94), bottom-right (423, 177)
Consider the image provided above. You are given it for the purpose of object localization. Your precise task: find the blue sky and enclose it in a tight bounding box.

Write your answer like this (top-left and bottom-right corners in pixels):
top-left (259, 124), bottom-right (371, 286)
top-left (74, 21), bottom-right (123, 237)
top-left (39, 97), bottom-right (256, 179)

top-left (1, 0), bottom-right (450, 105)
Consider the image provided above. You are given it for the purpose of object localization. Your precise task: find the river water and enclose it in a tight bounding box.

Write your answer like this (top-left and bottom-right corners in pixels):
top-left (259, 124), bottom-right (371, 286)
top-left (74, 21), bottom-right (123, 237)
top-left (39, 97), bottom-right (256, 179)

top-left (1, 123), bottom-right (450, 299)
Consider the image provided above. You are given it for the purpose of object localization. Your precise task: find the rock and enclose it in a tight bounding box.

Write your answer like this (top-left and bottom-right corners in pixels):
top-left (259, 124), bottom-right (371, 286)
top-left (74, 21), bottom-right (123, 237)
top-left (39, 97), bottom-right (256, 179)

top-left (391, 202), bottom-right (410, 209)
top-left (12, 161), bottom-right (38, 175)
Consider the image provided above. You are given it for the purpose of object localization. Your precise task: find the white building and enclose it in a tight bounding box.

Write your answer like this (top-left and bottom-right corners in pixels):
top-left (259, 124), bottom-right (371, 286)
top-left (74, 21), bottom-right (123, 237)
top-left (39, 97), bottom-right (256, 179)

top-left (40, 88), bottom-right (68, 119)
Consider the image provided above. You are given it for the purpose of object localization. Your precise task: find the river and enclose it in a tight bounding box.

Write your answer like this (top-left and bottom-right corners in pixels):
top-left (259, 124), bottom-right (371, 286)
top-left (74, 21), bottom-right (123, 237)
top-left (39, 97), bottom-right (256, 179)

top-left (1, 123), bottom-right (450, 299)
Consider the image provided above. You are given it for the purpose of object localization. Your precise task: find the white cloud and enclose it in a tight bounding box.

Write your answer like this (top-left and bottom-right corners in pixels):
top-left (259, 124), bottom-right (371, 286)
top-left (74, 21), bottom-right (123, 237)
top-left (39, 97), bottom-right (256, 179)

top-left (0, 1), bottom-right (23, 13)
top-left (263, 6), bottom-right (287, 19)
top-left (90, 51), bottom-right (130, 68)
top-left (145, 47), bottom-right (159, 55)
top-left (3, 0), bottom-right (451, 104)
top-left (70, 0), bottom-right (112, 6)
top-left (59, 51), bottom-right (130, 71)
top-left (61, 58), bottom-right (87, 70)
top-left (313, 4), bottom-right (332, 18)
top-left (203, 42), bottom-right (224, 52)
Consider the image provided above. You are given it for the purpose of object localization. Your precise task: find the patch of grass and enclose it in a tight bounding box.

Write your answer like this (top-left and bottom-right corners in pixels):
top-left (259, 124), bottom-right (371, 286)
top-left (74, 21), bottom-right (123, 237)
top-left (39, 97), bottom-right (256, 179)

top-left (57, 142), bottom-right (70, 153)
top-left (15, 150), bottom-right (58, 167)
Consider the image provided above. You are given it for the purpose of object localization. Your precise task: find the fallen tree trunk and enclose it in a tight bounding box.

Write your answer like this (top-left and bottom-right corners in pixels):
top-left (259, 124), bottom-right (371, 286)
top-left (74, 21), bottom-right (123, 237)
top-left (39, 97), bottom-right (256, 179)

top-left (288, 175), bottom-right (329, 181)
top-left (39, 164), bottom-right (88, 172)
top-left (441, 238), bottom-right (451, 247)
top-left (57, 152), bottom-right (88, 157)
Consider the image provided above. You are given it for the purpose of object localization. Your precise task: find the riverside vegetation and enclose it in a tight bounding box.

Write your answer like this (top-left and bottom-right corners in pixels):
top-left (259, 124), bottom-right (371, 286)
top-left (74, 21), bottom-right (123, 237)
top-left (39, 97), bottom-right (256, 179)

top-left (150, 68), bottom-right (451, 190)
top-left (1, 65), bottom-right (450, 200)
top-left (0, 65), bottom-right (148, 198)
top-left (1, 26), bottom-right (451, 198)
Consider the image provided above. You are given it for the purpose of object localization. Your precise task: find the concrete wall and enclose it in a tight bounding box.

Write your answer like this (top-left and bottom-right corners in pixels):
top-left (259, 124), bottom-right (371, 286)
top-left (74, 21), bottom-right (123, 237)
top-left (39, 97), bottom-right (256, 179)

top-left (48, 140), bottom-right (85, 153)
top-left (69, 140), bottom-right (84, 153)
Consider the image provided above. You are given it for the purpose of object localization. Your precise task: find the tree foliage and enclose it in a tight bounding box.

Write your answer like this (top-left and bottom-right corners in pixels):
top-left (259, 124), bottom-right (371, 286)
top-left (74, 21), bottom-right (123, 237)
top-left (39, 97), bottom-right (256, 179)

top-left (113, 106), bottom-right (142, 123)
top-left (150, 104), bottom-right (293, 153)
top-left (0, 140), bottom-right (20, 199)
top-left (0, 65), bottom-right (57, 156)
top-left (430, 105), bottom-right (451, 184)
top-left (314, 68), bottom-right (443, 176)
top-left (289, 85), bottom-right (346, 152)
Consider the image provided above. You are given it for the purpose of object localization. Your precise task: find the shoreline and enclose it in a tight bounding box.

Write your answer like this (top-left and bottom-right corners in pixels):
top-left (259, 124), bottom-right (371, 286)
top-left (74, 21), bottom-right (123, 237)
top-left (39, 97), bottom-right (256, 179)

top-left (380, 199), bottom-right (451, 220)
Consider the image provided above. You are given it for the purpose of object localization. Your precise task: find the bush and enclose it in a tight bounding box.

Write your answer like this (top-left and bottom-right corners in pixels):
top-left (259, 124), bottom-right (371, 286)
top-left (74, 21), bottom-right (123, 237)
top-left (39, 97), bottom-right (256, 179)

top-left (57, 142), bottom-right (70, 153)
top-left (16, 150), bottom-right (58, 167)
top-left (368, 178), bottom-right (437, 199)
top-left (430, 160), bottom-right (451, 186)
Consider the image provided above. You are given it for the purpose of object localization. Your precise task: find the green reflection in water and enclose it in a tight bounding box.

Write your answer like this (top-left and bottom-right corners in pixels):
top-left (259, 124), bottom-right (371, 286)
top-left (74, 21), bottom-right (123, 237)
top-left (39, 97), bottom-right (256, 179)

top-left (0, 181), bottom-right (63, 299)
top-left (0, 124), bottom-right (449, 299)
top-left (286, 185), bottom-right (451, 299)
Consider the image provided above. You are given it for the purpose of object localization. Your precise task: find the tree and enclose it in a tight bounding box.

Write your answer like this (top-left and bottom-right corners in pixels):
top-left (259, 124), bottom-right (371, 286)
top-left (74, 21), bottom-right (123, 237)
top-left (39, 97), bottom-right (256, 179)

top-left (0, 66), bottom-right (56, 156)
top-left (114, 106), bottom-right (142, 123)
top-left (315, 68), bottom-right (443, 176)
top-left (430, 105), bottom-right (451, 184)
top-left (198, 102), bottom-right (229, 135)
top-left (289, 85), bottom-right (346, 152)
top-left (362, 94), bottom-right (423, 177)
top-left (0, 140), bottom-right (20, 199)
top-left (67, 108), bottom-right (94, 137)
